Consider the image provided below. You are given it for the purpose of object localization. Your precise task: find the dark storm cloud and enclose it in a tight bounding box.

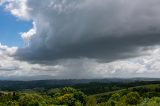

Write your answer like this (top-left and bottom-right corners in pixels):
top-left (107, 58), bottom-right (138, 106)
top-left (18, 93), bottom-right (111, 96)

top-left (16, 32), bottom-right (160, 63)
top-left (11, 0), bottom-right (160, 63)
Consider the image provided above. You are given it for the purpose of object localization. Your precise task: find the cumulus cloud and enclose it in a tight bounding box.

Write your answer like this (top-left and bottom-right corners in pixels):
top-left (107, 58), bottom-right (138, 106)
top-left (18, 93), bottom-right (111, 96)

top-left (56, 46), bottom-right (160, 78)
top-left (1, 0), bottom-right (160, 79)
top-left (1, 43), bottom-right (160, 79)
top-left (3, 0), bottom-right (30, 20)
top-left (0, 43), bottom-right (62, 78)
top-left (20, 22), bottom-right (36, 46)
top-left (2, 0), bottom-right (160, 63)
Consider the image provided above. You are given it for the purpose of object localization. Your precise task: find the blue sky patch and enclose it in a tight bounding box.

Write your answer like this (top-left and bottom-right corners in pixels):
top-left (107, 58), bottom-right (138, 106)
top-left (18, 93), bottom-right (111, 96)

top-left (0, 6), bottom-right (32, 47)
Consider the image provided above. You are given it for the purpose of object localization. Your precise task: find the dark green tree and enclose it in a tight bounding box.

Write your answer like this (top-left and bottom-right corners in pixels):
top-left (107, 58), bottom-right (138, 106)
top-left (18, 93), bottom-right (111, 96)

top-left (125, 92), bottom-right (141, 105)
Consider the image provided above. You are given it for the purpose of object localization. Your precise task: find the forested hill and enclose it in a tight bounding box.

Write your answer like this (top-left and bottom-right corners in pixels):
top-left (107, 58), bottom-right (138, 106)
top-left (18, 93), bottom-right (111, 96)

top-left (0, 81), bottom-right (160, 105)
top-left (0, 78), bottom-right (160, 91)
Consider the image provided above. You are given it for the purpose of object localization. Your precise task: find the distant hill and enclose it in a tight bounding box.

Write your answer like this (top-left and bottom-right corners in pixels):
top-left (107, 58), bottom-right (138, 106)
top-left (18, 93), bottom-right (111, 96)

top-left (0, 78), bottom-right (160, 91)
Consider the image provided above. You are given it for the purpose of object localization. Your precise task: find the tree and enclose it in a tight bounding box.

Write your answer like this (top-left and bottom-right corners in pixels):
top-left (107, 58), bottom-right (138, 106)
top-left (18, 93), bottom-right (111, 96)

top-left (57, 93), bottom-right (75, 106)
top-left (62, 87), bottom-right (76, 94)
top-left (12, 92), bottom-right (20, 101)
top-left (125, 92), bottom-right (141, 105)
top-left (110, 93), bottom-right (120, 101)
top-left (74, 91), bottom-right (86, 104)
top-left (18, 94), bottom-right (47, 106)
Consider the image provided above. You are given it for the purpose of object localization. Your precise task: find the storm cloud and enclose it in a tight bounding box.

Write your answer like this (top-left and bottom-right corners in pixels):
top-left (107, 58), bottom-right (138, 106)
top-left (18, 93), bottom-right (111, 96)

top-left (4, 0), bottom-right (160, 63)
top-left (2, 0), bottom-right (160, 79)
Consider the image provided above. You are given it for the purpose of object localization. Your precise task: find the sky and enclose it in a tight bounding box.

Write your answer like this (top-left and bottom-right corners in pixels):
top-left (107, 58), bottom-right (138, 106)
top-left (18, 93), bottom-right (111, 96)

top-left (0, 6), bottom-right (32, 47)
top-left (1, 0), bottom-right (160, 80)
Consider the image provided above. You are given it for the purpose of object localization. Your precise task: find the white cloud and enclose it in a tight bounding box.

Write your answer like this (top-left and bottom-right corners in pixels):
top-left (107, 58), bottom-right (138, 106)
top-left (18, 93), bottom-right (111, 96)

top-left (4, 0), bottom-right (30, 20)
top-left (1, 0), bottom-right (160, 79)
top-left (1, 43), bottom-right (160, 79)
top-left (20, 22), bottom-right (36, 46)
top-left (3, 0), bottom-right (160, 62)
top-left (0, 43), bottom-right (61, 78)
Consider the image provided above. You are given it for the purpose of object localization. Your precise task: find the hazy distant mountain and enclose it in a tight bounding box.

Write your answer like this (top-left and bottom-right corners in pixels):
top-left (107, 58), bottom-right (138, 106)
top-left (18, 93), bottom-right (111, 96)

top-left (0, 77), bottom-right (160, 91)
